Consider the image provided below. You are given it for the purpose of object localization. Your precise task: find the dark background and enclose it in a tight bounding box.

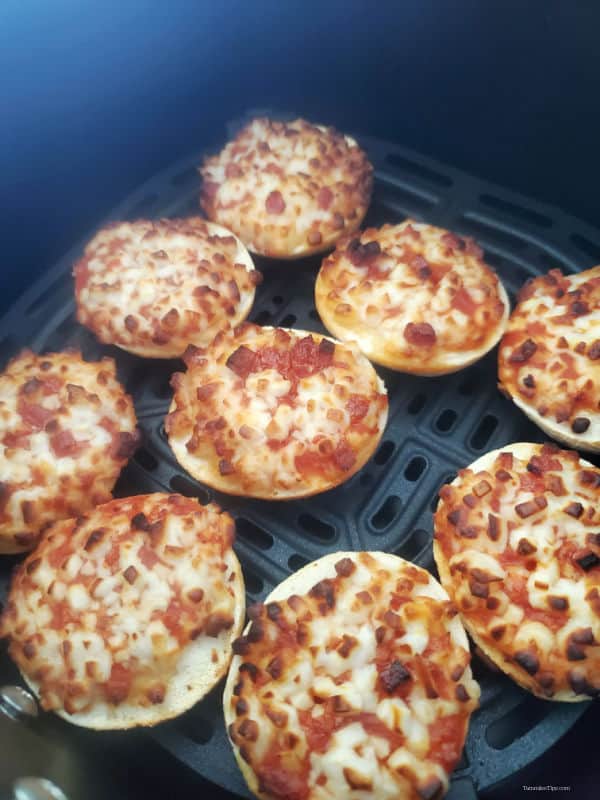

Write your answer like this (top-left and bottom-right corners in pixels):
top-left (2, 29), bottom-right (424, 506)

top-left (1, 0), bottom-right (599, 314)
top-left (0, 0), bottom-right (599, 797)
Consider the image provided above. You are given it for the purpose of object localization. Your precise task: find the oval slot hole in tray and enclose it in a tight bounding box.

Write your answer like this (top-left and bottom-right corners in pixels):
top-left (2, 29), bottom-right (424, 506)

top-left (288, 553), bottom-right (309, 571)
top-left (280, 313), bottom-right (297, 327)
top-left (407, 393), bottom-right (426, 414)
top-left (236, 518), bottom-right (274, 550)
top-left (470, 414), bottom-right (499, 450)
top-left (175, 711), bottom-right (214, 745)
top-left (570, 233), bottom-right (600, 261)
top-left (134, 447), bottom-right (159, 471)
top-left (384, 153), bottom-right (452, 187)
top-left (460, 215), bottom-right (529, 251)
top-left (396, 528), bottom-right (430, 561)
top-left (298, 513), bottom-right (335, 541)
top-left (244, 569), bottom-right (264, 596)
top-left (404, 456), bottom-right (427, 481)
top-left (253, 309), bottom-right (272, 325)
top-left (486, 695), bottom-right (550, 750)
top-left (371, 495), bottom-right (401, 530)
top-left (169, 475), bottom-right (211, 505)
top-left (479, 193), bottom-right (552, 229)
top-left (374, 440), bottom-right (395, 465)
top-left (435, 409), bottom-right (457, 432)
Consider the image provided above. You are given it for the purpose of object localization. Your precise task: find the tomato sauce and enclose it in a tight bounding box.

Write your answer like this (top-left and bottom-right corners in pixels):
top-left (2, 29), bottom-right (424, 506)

top-left (298, 708), bottom-right (405, 755)
top-left (346, 394), bottom-right (370, 424)
top-left (427, 713), bottom-right (465, 772)
top-left (452, 288), bottom-right (478, 316)
top-left (103, 662), bottom-right (132, 704)
top-left (17, 399), bottom-right (53, 430)
top-left (500, 571), bottom-right (566, 632)
top-left (256, 751), bottom-right (309, 800)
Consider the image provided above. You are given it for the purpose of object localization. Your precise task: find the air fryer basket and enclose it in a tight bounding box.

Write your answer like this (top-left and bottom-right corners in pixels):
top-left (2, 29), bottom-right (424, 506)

top-left (1, 114), bottom-right (598, 799)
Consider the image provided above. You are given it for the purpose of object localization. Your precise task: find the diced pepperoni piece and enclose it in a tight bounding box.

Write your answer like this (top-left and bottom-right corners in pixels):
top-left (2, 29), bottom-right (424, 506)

top-left (17, 400), bottom-right (53, 430)
top-left (226, 345), bottom-right (257, 378)
top-left (138, 545), bottom-right (160, 569)
top-left (290, 335), bottom-right (319, 377)
top-left (203, 180), bottom-right (220, 199)
top-left (294, 450), bottom-right (324, 476)
top-left (403, 322), bottom-right (437, 346)
top-left (111, 430), bottom-right (140, 460)
top-left (317, 186), bottom-right (333, 209)
top-left (258, 346), bottom-right (290, 373)
top-left (317, 338), bottom-right (335, 368)
top-left (346, 394), bottom-right (370, 424)
top-left (589, 340), bottom-right (600, 360)
top-left (508, 339), bottom-right (537, 363)
top-left (50, 430), bottom-right (87, 458)
top-left (265, 190), bottom-right (285, 214)
top-left (333, 441), bottom-right (356, 471)
top-left (441, 232), bottom-right (465, 250)
top-left (225, 163), bottom-right (243, 179)
top-left (104, 663), bottom-right (132, 704)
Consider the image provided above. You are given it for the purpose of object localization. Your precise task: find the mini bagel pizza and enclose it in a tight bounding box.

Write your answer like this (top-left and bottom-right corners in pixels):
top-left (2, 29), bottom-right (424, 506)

top-left (315, 220), bottom-right (510, 375)
top-left (433, 442), bottom-right (600, 701)
top-left (224, 551), bottom-right (480, 800)
top-left (0, 350), bottom-right (140, 554)
top-left (498, 266), bottom-right (600, 452)
top-left (0, 493), bottom-right (245, 729)
top-left (165, 324), bottom-right (388, 499)
top-left (200, 117), bottom-right (373, 259)
top-left (74, 217), bottom-right (261, 358)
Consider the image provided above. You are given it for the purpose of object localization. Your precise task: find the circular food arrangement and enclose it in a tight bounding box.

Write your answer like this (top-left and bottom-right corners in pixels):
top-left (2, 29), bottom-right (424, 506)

top-left (1, 116), bottom-right (598, 799)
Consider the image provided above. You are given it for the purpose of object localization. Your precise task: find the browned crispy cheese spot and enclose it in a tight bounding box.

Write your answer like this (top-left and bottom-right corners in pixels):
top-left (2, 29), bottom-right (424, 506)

top-left (205, 612), bottom-right (234, 637)
top-left (564, 502), bottom-right (583, 518)
top-left (343, 767), bottom-right (372, 791)
top-left (571, 417), bottom-right (590, 434)
top-left (508, 338), bottom-right (537, 363)
top-left (334, 557), bottom-right (355, 577)
top-left (514, 650), bottom-right (539, 675)
top-left (380, 659), bottom-right (411, 692)
top-left (309, 579), bottom-right (335, 610)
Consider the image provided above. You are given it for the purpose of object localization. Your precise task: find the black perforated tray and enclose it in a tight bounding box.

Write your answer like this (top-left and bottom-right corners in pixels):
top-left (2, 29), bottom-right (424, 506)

top-left (1, 116), bottom-right (599, 799)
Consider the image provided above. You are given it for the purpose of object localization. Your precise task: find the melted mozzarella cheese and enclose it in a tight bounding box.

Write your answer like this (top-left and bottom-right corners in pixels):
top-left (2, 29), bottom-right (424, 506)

top-left (498, 267), bottom-right (600, 445)
top-left (74, 218), bottom-right (258, 358)
top-left (0, 494), bottom-right (238, 717)
top-left (316, 220), bottom-right (508, 371)
top-left (167, 325), bottom-right (388, 498)
top-left (201, 118), bottom-right (372, 258)
top-left (435, 443), bottom-right (600, 699)
top-left (0, 350), bottom-right (138, 551)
